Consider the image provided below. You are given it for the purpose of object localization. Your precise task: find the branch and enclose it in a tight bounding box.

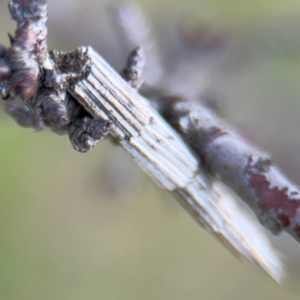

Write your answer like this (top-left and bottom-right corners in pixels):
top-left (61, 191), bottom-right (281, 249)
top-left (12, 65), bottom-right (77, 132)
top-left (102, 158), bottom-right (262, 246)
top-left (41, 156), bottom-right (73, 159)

top-left (68, 46), bottom-right (283, 281)
top-left (158, 97), bottom-right (300, 242)
top-left (0, 0), bottom-right (287, 282)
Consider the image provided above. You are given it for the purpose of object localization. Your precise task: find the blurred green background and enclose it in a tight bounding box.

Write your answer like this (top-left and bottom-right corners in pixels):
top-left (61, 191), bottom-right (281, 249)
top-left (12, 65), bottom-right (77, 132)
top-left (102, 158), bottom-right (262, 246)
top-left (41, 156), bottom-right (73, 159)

top-left (1, 0), bottom-right (300, 299)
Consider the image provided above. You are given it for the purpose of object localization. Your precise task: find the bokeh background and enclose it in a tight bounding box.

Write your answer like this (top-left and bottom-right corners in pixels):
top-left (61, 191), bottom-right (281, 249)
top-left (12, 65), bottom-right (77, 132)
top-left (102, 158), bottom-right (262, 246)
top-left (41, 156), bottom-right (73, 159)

top-left (1, 0), bottom-right (300, 299)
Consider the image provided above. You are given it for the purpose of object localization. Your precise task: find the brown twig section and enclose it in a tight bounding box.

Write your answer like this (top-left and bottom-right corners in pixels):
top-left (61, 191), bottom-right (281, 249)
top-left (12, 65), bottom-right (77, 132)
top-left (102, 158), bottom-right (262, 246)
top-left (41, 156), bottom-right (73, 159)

top-left (1, 0), bottom-right (113, 152)
top-left (0, 0), bottom-right (48, 129)
top-left (0, 0), bottom-right (287, 282)
top-left (159, 97), bottom-right (300, 242)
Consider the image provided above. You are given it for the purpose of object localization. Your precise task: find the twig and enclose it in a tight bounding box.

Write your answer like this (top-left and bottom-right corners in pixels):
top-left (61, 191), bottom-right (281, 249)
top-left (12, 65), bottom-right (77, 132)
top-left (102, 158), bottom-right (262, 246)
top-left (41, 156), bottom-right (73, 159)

top-left (0, 0), bottom-right (286, 282)
top-left (68, 46), bottom-right (283, 281)
top-left (1, 0), bottom-right (113, 152)
top-left (159, 97), bottom-right (300, 242)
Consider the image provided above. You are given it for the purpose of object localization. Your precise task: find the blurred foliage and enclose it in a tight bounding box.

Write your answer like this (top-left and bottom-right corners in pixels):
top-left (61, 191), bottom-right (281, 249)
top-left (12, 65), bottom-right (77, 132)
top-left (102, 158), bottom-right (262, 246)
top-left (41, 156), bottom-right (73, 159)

top-left (1, 0), bottom-right (300, 299)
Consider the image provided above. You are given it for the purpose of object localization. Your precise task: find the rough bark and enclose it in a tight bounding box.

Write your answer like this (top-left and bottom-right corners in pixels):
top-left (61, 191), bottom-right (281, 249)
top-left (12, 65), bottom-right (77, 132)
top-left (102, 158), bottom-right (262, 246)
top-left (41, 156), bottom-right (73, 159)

top-left (1, 0), bottom-right (297, 282)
